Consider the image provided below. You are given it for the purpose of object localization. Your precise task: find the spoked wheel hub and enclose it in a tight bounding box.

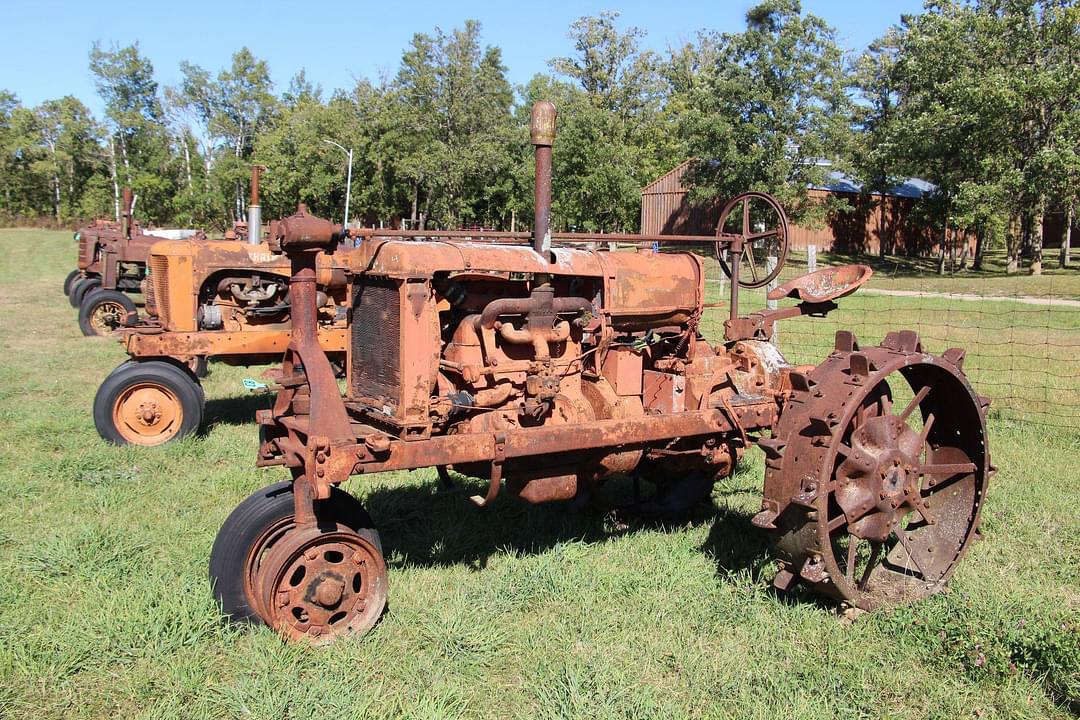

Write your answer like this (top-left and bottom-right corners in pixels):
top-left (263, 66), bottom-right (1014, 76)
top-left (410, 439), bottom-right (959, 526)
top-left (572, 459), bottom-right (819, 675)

top-left (761, 331), bottom-right (991, 610)
top-left (254, 523), bottom-right (388, 643)
top-left (837, 413), bottom-right (927, 544)
top-left (90, 300), bottom-right (127, 334)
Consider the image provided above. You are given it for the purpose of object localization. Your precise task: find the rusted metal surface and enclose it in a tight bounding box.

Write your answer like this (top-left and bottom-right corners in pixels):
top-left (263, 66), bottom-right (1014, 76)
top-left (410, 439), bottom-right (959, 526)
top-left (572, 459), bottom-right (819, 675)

top-left (69, 165), bottom-right (277, 318)
top-left (768, 263), bottom-right (873, 303)
top-left (269, 204), bottom-right (344, 252)
top-left (715, 191), bottom-right (790, 289)
top-left (254, 523), bottom-right (387, 643)
top-left (110, 378), bottom-right (184, 446)
top-left (758, 330), bottom-right (989, 610)
top-left (96, 203), bottom-right (352, 448)
top-left (209, 101), bottom-right (992, 643)
top-left (70, 187), bottom-right (208, 307)
top-left (123, 328), bottom-right (346, 360)
top-left (530, 101), bottom-right (556, 258)
top-left (724, 265), bottom-right (875, 343)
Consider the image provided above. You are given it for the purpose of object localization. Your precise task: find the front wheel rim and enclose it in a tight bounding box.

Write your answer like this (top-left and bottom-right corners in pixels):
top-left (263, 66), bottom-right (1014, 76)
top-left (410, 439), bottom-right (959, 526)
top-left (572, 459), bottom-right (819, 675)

top-left (90, 300), bottom-right (127, 334)
top-left (111, 382), bottom-right (183, 446)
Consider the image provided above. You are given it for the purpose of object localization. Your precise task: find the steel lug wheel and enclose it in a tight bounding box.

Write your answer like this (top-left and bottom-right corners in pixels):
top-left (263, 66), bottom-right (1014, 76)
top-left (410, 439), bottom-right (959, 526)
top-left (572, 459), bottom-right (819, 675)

top-left (764, 331), bottom-right (990, 610)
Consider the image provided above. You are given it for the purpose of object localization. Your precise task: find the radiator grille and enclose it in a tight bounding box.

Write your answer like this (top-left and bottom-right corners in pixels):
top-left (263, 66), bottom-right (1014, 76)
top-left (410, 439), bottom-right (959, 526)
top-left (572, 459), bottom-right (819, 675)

top-left (149, 255), bottom-right (170, 325)
top-left (350, 277), bottom-right (401, 409)
top-left (78, 235), bottom-right (94, 267)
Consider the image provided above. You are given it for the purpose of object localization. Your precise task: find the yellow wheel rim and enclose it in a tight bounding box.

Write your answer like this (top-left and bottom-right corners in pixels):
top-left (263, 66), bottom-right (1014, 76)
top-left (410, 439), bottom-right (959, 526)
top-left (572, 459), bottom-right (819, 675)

top-left (90, 300), bottom-right (127, 335)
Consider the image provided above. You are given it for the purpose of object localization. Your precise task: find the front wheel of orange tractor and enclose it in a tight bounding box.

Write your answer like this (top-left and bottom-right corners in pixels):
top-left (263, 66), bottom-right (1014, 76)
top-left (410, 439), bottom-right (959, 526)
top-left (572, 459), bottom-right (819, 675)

top-left (93, 360), bottom-right (204, 446)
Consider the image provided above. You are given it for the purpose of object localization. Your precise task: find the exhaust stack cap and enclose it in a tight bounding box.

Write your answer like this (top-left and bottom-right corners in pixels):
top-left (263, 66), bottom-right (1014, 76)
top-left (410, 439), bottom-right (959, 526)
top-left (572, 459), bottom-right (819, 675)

top-left (530, 101), bottom-right (557, 147)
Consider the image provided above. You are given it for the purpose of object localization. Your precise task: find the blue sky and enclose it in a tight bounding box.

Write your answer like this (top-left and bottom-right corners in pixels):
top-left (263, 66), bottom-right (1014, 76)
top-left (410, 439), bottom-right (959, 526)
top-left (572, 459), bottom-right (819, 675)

top-left (1, 0), bottom-right (925, 115)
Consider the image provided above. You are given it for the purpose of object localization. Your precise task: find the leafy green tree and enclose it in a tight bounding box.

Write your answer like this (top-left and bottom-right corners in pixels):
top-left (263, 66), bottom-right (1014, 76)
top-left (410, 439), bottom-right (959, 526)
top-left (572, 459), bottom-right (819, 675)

top-left (550, 12), bottom-right (661, 120)
top-left (677, 0), bottom-right (853, 224)
top-left (253, 90), bottom-right (356, 221)
top-left (31, 96), bottom-right (104, 220)
top-left (883, 0), bottom-right (1080, 274)
top-left (385, 20), bottom-right (518, 228)
top-left (178, 48), bottom-right (278, 222)
top-left (0, 91), bottom-right (41, 217)
top-left (89, 42), bottom-right (176, 222)
top-left (850, 31), bottom-right (906, 260)
top-left (282, 69), bottom-right (323, 109)
top-left (161, 85), bottom-right (214, 226)
top-left (542, 12), bottom-right (678, 232)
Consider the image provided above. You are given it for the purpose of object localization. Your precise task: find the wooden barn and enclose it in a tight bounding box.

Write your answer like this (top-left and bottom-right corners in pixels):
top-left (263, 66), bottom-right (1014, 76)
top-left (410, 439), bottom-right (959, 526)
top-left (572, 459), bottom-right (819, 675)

top-left (640, 160), bottom-right (973, 257)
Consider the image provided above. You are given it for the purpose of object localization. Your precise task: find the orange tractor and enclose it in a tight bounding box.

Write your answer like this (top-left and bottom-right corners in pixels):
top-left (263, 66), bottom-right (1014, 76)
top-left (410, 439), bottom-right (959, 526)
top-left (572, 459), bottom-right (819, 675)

top-left (205, 103), bottom-right (993, 643)
top-left (64, 188), bottom-right (209, 336)
top-left (93, 171), bottom-right (350, 446)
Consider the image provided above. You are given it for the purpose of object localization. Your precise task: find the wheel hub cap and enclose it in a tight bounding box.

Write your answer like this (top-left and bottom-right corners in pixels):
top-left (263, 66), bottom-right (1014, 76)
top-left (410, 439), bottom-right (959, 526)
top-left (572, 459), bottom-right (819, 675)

top-left (91, 301), bottom-right (126, 333)
top-left (112, 382), bottom-right (182, 446)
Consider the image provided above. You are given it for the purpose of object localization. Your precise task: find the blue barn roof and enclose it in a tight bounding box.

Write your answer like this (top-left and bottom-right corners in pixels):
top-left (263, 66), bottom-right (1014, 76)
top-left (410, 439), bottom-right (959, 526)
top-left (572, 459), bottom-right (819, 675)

top-left (813, 170), bottom-right (937, 199)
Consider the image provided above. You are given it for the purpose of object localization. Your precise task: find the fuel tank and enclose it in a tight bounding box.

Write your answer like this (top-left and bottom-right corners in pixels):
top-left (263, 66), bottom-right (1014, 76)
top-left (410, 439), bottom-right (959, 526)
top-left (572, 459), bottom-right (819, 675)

top-left (345, 240), bottom-right (704, 330)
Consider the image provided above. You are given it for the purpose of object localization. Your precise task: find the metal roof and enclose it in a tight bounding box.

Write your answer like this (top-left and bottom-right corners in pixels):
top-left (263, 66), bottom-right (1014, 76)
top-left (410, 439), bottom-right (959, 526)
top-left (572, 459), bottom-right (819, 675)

top-left (643, 161), bottom-right (939, 200)
top-left (813, 170), bottom-right (937, 199)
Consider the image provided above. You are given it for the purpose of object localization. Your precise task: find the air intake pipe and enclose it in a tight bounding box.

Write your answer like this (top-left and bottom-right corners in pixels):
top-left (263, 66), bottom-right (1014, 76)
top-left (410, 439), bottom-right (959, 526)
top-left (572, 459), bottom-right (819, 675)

top-left (248, 165), bottom-right (264, 245)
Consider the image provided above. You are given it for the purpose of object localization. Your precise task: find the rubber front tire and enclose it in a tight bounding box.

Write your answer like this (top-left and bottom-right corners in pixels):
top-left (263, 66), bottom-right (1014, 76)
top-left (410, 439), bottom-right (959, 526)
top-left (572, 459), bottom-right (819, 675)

top-left (68, 278), bottom-right (88, 307)
top-left (209, 481), bottom-right (382, 625)
top-left (93, 360), bottom-right (204, 446)
top-left (69, 277), bottom-right (101, 308)
top-left (79, 289), bottom-right (137, 336)
top-left (63, 270), bottom-right (80, 296)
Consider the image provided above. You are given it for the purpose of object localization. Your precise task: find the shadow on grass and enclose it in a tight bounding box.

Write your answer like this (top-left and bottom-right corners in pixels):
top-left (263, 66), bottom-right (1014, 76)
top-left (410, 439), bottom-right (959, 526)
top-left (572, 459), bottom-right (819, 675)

top-left (361, 472), bottom-right (772, 586)
top-left (203, 393), bottom-right (275, 429)
top-left (699, 502), bottom-right (772, 579)
top-left (699, 486), bottom-right (841, 612)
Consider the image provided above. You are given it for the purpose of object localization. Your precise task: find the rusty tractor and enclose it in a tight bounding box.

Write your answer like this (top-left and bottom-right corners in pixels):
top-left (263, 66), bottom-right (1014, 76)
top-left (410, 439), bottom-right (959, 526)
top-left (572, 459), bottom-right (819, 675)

top-left (208, 102), bottom-right (991, 643)
top-left (93, 170), bottom-right (350, 446)
top-left (65, 188), bottom-right (211, 336)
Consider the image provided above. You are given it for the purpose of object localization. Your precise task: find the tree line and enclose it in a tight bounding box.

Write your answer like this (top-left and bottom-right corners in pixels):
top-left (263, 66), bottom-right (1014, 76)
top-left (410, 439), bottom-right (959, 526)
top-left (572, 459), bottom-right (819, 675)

top-left (1, 0), bottom-right (1077, 273)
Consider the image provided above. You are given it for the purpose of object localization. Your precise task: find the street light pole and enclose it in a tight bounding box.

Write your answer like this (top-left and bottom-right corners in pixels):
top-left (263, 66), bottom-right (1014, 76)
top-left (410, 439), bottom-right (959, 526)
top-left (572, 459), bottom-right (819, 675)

top-left (323, 139), bottom-right (353, 228)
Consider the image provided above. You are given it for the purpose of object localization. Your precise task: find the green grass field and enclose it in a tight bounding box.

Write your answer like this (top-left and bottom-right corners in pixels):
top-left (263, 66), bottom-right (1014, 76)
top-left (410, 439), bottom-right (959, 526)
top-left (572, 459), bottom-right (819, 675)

top-left (0, 229), bottom-right (1077, 719)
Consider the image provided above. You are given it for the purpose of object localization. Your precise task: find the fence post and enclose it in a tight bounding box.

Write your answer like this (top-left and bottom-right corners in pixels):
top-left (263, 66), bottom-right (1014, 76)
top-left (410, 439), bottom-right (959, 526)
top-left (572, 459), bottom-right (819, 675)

top-left (719, 248), bottom-right (727, 297)
top-left (766, 255), bottom-right (778, 346)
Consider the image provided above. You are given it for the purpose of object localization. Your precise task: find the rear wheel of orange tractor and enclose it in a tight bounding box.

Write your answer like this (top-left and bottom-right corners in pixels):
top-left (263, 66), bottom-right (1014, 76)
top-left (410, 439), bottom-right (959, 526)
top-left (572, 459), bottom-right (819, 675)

top-left (93, 360), bottom-right (204, 446)
top-left (209, 482), bottom-right (386, 642)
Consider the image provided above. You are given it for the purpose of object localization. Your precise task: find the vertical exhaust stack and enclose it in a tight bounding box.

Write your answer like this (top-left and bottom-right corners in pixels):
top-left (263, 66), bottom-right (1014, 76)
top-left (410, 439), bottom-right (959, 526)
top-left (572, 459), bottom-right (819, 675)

top-left (121, 187), bottom-right (133, 238)
top-left (530, 101), bottom-right (556, 260)
top-left (248, 165), bottom-right (264, 245)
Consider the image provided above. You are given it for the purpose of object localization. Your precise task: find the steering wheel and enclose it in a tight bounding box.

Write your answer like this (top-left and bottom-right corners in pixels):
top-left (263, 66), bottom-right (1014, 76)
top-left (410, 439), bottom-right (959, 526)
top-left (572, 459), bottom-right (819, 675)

top-left (714, 191), bottom-right (790, 289)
